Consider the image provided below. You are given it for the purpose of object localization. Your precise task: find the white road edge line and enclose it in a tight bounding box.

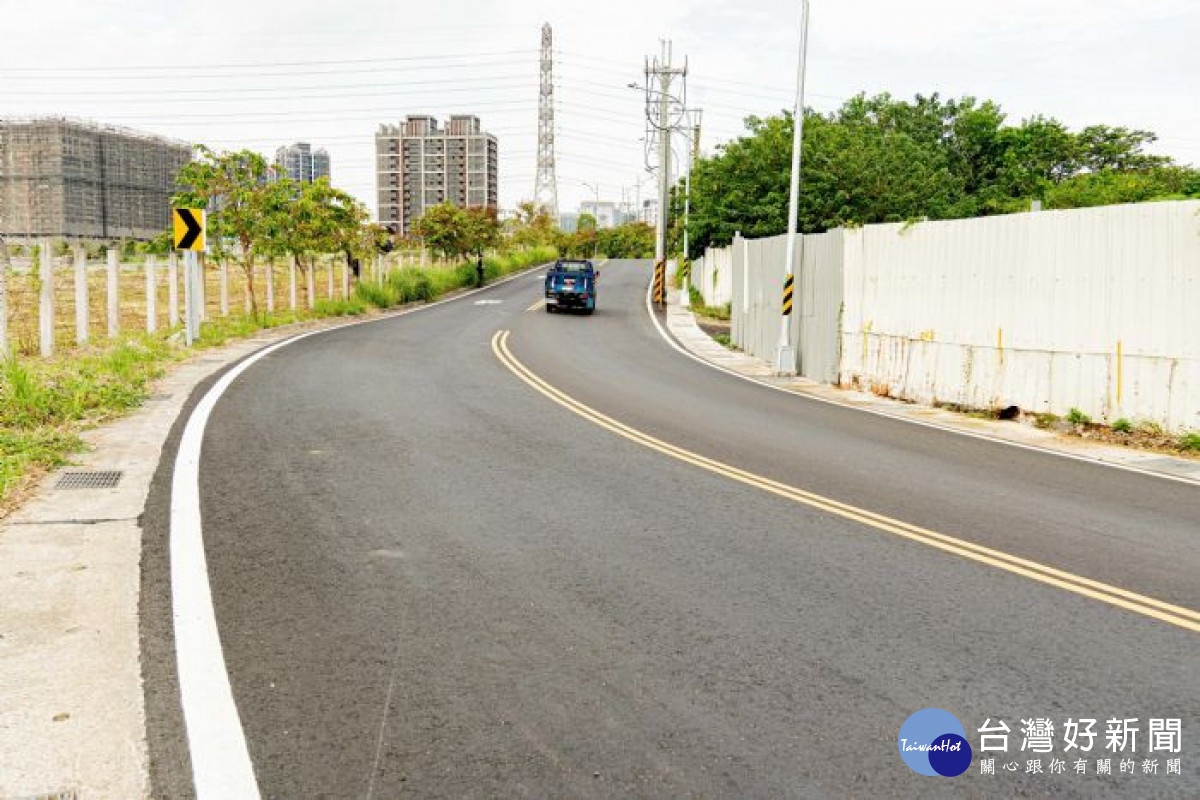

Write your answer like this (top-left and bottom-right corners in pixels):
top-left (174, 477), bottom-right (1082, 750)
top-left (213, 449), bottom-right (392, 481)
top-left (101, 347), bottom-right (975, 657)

top-left (642, 270), bottom-right (1199, 488)
top-left (169, 262), bottom-right (550, 798)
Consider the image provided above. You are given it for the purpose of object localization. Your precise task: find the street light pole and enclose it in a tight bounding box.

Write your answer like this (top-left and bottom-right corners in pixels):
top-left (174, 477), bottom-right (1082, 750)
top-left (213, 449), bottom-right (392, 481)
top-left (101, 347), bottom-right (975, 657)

top-left (681, 109), bottom-right (701, 308)
top-left (775, 0), bottom-right (811, 376)
top-left (581, 181), bottom-right (601, 257)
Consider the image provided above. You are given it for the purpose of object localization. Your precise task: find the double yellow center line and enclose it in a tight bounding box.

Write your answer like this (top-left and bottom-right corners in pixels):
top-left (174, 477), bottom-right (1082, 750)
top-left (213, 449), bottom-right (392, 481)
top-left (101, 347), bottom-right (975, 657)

top-left (492, 329), bottom-right (1200, 633)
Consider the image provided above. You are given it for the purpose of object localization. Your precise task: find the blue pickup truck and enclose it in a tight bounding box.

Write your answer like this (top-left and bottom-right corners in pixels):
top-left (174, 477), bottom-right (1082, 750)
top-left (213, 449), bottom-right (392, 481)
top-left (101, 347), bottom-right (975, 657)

top-left (544, 259), bottom-right (597, 314)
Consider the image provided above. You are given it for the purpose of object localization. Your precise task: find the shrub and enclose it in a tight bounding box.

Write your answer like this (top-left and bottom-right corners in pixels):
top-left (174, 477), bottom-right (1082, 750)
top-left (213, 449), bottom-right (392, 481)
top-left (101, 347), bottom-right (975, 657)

top-left (1136, 420), bottom-right (1165, 437)
top-left (388, 269), bottom-right (436, 303)
top-left (1112, 418), bottom-right (1133, 433)
top-left (1066, 408), bottom-right (1092, 425)
top-left (1033, 413), bottom-right (1059, 429)
top-left (355, 280), bottom-right (400, 309)
top-left (313, 297), bottom-right (366, 317)
top-left (1179, 432), bottom-right (1200, 452)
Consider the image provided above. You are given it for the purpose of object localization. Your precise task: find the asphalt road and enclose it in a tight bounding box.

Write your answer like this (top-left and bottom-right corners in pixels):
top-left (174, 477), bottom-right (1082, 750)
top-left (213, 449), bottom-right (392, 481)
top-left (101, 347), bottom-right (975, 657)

top-left (142, 259), bottom-right (1200, 798)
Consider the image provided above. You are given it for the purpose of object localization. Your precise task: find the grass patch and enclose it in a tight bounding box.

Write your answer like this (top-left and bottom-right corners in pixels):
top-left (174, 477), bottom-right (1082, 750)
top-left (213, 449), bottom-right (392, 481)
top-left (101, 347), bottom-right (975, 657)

top-left (688, 286), bottom-right (732, 320)
top-left (1179, 432), bottom-right (1200, 452)
top-left (1066, 407), bottom-right (1092, 425)
top-left (1033, 412), bottom-right (1059, 429)
top-left (0, 337), bottom-right (177, 506)
top-left (0, 428), bottom-right (82, 500)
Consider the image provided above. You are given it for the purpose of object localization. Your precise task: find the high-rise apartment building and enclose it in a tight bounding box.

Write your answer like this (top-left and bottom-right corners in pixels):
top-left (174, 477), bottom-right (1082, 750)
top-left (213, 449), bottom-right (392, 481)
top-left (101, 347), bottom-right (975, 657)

top-left (0, 117), bottom-right (191, 241)
top-left (274, 142), bottom-right (330, 184)
top-left (375, 115), bottom-right (498, 237)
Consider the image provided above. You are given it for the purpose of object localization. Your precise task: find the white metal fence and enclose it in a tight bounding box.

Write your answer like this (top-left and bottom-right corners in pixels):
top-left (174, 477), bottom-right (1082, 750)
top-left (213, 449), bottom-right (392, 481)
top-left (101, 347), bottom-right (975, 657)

top-left (694, 200), bottom-right (1200, 431)
top-left (692, 244), bottom-right (733, 307)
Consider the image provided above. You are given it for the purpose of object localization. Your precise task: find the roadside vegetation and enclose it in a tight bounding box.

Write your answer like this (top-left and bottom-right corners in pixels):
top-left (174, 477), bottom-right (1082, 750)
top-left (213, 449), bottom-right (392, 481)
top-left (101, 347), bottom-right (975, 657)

top-left (676, 92), bottom-right (1200, 256)
top-left (687, 286), bottom-right (732, 321)
top-left (1030, 410), bottom-right (1200, 457)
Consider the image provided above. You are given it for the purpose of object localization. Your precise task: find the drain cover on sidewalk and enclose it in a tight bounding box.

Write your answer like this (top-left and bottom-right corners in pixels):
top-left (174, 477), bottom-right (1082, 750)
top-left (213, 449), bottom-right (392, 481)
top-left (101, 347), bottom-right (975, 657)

top-left (54, 471), bottom-right (123, 490)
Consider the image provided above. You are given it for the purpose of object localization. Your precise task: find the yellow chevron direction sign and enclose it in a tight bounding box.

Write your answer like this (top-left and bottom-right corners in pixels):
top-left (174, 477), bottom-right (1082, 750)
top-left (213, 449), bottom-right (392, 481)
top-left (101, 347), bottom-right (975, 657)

top-left (680, 258), bottom-right (691, 280)
top-left (782, 274), bottom-right (795, 316)
top-left (172, 207), bottom-right (206, 251)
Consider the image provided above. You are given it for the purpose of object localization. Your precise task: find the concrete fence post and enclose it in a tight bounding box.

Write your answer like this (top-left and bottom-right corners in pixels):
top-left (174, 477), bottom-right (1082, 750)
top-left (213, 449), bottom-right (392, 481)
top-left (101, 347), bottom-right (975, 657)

top-left (167, 251), bottom-right (179, 327)
top-left (145, 255), bottom-right (157, 333)
top-left (220, 260), bottom-right (229, 316)
top-left (266, 258), bottom-right (275, 313)
top-left (341, 258), bottom-right (349, 299)
top-left (106, 247), bottom-right (119, 338)
top-left (197, 252), bottom-right (207, 321)
top-left (39, 240), bottom-right (55, 356)
top-left (326, 258), bottom-right (334, 299)
top-left (306, 263), bottom-right (315, 309)
top-left (182, 251), bottom-right (192, 344)
top-left (74, 245), bottom-right (89, 345)
top-left (289, 260), bottom-right (297, 311)
top-left (0, 237), bottom-right (9, 357)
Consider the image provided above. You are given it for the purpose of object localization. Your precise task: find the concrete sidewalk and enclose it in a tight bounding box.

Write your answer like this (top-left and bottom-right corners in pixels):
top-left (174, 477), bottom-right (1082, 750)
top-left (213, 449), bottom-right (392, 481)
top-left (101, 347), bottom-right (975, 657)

top-left (666, 286), bottom-right (1200, 487)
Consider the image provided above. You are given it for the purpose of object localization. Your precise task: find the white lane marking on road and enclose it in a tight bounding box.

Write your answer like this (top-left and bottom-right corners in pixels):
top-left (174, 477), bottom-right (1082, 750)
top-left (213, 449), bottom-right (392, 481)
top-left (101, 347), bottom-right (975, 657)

top-left (474, 299), bottom-right (503, 305)
top-left (642, 273), bottom-right (1200, 488)
top-left (526, 298), bottom-right (545, 312)
top-left (169, 262), bottom-right (554, 798)
top-left (172, 337), bottom-right (312, 798)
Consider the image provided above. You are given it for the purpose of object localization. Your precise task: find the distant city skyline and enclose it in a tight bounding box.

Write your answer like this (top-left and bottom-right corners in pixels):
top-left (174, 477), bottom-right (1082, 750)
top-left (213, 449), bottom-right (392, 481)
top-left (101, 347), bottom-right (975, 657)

top-left (274, 142), bottom-right (331, 184)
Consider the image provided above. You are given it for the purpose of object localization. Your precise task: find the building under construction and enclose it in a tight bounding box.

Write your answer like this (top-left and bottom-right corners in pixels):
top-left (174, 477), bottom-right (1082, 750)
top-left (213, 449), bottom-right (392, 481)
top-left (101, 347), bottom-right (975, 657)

top-left (0, 117), bottom-right (192, 242)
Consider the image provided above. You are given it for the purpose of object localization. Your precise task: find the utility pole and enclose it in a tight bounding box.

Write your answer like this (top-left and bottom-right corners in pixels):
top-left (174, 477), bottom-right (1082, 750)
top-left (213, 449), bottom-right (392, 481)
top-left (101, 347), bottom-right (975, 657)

top-left (533, 23), bottom-right (559, 219)
top-left (776, 0), bottom-right (811, 376)
top-left (645, 40), bottom-right (687, 308)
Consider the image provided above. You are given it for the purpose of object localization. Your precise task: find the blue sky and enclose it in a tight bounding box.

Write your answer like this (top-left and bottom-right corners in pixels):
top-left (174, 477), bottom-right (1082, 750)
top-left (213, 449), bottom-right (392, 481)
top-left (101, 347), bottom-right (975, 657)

top-left (2, 0), bottom-right (1196, 217)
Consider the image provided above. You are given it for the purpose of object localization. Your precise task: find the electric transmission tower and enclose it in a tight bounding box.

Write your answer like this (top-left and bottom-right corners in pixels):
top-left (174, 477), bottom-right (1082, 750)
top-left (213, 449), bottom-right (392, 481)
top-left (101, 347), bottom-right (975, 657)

top-left (533, 22), bottom-right (559, 219)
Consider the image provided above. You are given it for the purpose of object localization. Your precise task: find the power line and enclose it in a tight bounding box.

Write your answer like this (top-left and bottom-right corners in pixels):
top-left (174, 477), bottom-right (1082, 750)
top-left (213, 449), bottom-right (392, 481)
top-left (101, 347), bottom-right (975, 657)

top-left (0, 48), bottom-right (539, 73)
top-left (0, 57), bottom-right (539, 83)
top-left (0, 74), bottom-right (540, 97)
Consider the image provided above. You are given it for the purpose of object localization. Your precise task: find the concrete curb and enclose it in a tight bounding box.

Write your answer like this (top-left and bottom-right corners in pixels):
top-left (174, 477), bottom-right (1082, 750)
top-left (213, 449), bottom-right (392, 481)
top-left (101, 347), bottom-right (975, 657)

top-left (664, 286), bottom-right (1200, 487)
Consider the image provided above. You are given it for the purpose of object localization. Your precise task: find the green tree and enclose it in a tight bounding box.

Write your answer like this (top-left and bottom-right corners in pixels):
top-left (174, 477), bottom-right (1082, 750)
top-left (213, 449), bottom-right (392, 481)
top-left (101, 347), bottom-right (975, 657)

top-left (508, 200), bottom-right (558, 247)
top-left (412, 203), bottom-right (500, 261)
top-left (411, 203), bottom-right (469, 259)
top-left (461, 206), bottom-right (502, 257)
top-left (681, 92), bottom-right (1198, 255)
top-left (174, 146), bottom-right (275, 315)
top-left (597, 221), bottom-right (655, 258)
top-left (1075, 125), bottom-right (1169, 172)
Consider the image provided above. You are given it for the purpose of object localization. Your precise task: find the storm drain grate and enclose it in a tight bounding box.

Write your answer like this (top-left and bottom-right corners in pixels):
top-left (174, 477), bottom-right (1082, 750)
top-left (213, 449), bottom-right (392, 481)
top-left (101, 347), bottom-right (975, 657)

top-left (54, 470), bottom-right (123, 490)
